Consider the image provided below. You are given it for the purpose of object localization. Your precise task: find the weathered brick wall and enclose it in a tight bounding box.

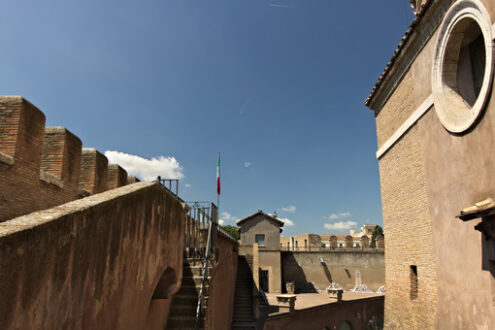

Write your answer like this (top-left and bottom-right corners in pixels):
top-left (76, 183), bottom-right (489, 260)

top-left (0, 96), bottom-right (131, 222)
top-left (378, 125), bottom-right (438, 330)
top-left (371, 1), bottom-right (495, 329)
top-left (0, 182), bottom-right (187, 330)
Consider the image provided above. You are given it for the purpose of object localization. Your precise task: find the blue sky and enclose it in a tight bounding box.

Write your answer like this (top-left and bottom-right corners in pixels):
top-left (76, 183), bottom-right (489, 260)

top-left (0, 0), bottom-right (414, 236)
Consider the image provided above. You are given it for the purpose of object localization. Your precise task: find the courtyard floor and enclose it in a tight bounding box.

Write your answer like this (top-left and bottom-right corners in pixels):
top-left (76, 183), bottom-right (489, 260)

top-left (265, 291), bottom-right (384, 315)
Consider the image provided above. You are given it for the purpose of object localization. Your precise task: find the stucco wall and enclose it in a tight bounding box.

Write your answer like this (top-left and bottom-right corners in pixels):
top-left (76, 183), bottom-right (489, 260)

top-left (372, 1), bottom-right (495, 328)
top-left (239, 214), bottom-right (281, 249)
top-left (282, 251), bottom-right (384, 292)
top-left (0, 182), bottom-right (187, 330)
top-left (207, 231), bottom-right (239, 330)
top-left (259, 250), bottom-right (282, 293)
top-left (264, 296), bottom-right (384, 330)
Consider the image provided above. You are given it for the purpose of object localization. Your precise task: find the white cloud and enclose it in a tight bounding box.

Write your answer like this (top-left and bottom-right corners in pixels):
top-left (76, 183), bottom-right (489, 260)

top-left (185, 183), bottom-right (191, 188)
top-left (280, 205), bottom-right (296, 213)
top-left (104, 150), bottom-right (184, 182)
top-left (219, 211), bottom-right (238, 224)
top-left (324, 220), bottom-right (357, 230)
top-left (328, 212), bottom-right (351, 220)
top-left (244, 161), bottom-right (252, 168)
top-left (279, 217), bottom-right (295, 226)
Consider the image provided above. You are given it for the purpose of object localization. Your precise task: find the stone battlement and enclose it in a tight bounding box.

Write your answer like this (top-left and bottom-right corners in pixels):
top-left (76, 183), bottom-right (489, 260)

top-left (0, 96), bottom-right (138, 222)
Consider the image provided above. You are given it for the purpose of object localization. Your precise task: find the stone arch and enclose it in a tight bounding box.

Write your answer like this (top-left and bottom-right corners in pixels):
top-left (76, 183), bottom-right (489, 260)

top-left (360, 235), bottom-right (370, 249)
top-left (151, 267), bottom-right (180, 299)
top-left (345, 235), bottom-right (353, 248)
top-left (330, 235), bottom-right (338, 249)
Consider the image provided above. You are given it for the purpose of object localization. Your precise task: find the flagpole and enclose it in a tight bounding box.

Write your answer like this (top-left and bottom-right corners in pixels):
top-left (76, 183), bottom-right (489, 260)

top-left (217, 152), bottom-right (220, 216)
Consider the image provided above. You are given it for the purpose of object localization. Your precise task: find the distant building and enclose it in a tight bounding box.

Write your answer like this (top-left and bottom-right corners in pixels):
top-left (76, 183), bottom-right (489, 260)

top-left (237, 210), bottom-right (284, 249)
top-left (281, 224), bottom-right (383, 250)
top-left (237, 210), bottom-right (284, 293)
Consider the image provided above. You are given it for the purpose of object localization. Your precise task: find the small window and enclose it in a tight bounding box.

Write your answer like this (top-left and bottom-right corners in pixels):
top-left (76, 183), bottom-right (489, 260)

top-left (255, 234), bottom-right (265, 247)
top-left (410, 265), bottom-right (418, 300)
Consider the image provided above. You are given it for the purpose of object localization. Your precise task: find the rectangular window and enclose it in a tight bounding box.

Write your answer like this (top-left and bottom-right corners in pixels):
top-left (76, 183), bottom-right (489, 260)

top-left (255, 234), bottom-right (265, 247)
top-left (410, 265), bottom-right (418, 300)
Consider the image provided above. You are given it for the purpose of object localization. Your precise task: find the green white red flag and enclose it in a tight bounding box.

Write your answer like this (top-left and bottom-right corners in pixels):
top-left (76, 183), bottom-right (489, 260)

top-left (217, 153), bottom-right (221, 195)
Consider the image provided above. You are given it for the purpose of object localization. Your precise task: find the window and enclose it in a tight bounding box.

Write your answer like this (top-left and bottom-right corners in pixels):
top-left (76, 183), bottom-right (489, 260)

top-left (432, 0), bottom-right (493, 133)
top-left (410, 265), bottom-right (418, 300)
top-left (255, 234), bottom-right (265, 247)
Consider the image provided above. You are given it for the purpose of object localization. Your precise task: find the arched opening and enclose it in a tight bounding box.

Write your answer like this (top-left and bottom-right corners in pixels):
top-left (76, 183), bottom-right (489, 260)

top-left (152, 267), bottom-right (180, 299)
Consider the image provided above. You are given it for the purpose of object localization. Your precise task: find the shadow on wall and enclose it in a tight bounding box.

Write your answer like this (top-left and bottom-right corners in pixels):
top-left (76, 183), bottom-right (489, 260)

top-left (282, 253), bottom-right (318, 293)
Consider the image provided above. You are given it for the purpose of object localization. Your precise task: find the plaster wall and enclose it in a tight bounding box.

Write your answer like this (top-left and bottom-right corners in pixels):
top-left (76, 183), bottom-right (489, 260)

top-left (207, 231), bottom-right (239, 330)
top-left (282, 251), bottom-right (384, 292)
top-left (263, 296), bottom-right (384, 330)
top-left (259, 250), bottom-right (282, 293)
top-left (373, 1), bottom-right (495, 328)
top-left (239, 214), bottom-right (281, 249)
top-left (0, 182), bottom-right (187, 330)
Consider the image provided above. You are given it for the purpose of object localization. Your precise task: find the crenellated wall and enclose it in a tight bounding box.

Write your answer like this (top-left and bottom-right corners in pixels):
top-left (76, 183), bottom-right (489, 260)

top-left (0, 96), bottom-right (139, 222)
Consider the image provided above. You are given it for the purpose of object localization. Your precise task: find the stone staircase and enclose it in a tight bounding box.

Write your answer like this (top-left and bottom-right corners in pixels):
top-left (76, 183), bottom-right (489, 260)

top-left (166, 259), bottom-right (212, 330)
top-left (232, 255), bottom-right (256, 330)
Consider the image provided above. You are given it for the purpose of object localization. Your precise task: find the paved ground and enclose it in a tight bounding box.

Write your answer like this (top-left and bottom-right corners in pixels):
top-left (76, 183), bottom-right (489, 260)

top-left (265, 292), bottom-right (384, 315)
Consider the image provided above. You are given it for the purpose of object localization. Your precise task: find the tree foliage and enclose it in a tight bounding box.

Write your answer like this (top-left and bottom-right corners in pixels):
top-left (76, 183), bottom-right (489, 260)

top-left (370, 225), bottom-right (384, 248)
top-left (221, 225), bottom-right (240, 240)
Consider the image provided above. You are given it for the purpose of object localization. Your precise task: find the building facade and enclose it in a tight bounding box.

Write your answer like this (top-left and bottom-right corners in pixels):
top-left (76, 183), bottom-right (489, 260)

top-left (366, 0), bottom-right (495, 328)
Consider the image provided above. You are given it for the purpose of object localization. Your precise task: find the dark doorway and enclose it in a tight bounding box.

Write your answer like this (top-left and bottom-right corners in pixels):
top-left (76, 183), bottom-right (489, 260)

top-left (259, 269), bottom-right (269, 292)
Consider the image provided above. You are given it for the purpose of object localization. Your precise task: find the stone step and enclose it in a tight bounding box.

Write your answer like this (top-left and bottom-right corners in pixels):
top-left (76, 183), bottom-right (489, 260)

top-left (167, 315), bottom-right (202, 329)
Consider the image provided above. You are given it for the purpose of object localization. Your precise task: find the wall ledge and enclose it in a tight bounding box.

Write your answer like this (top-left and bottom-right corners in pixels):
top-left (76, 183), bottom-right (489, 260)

top-left (40, 170), bottom-right (64, 188)
top-left (0, 152), bottom-right (14, 166)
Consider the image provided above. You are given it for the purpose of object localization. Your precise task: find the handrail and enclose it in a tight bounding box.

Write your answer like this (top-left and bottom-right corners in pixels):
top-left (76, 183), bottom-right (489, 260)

top-left (194, 203), bottom-right (218, 330)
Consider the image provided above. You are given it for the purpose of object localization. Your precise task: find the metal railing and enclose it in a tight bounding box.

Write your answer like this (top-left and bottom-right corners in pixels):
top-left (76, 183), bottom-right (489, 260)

top-left (186, 202), bottom-right (218, 330)
top-left (280, 246), bottom-right (383, 252)
top-left (157, 178), bottom-right (218, 329)
top-left (157, 176), bottom-right (179, 196)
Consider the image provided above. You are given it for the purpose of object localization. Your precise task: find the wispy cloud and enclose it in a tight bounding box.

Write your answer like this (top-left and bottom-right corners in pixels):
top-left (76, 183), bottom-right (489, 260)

top-left (244, 161), bottom-right (252, 168)
top-left (105, 150), bottom-right (184, 182)
top-left (328, 212), bottom-right (351, 220)
top-left (279, 217), bottom-right (295, 226)
top-left (219, 211), bottom-right (238, 225)
top-left (324, 220), bottom-right (357, 230)
top-left (240, 101), bottom-right (248, 114)
top-left (269, 3), bottom-right (295, 8)
top-left (185, 183), bottom-right (191, 188)
top-left (280, 205), bottom-right (296, 213)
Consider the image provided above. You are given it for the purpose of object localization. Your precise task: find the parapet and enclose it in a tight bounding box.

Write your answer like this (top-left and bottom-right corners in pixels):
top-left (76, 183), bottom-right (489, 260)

top-left (0, 96), bottom-right (133, 222)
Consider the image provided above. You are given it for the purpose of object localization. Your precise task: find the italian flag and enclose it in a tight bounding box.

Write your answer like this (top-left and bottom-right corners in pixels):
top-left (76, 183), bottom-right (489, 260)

top-left (217, 152), bottom-right (221, 195)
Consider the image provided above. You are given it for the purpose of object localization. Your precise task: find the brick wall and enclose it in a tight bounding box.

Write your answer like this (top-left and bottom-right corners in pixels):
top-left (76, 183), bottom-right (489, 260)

top-left (378, 125), bottom-right (438, 329)
top-left (0, 96), bottom-right (139, 222)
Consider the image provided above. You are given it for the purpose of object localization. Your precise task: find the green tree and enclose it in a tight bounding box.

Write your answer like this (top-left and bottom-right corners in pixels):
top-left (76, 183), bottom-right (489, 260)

top-left (221, 225), bottom-right (240, 240)
top-left (370, 225), bottom-right (384, 248)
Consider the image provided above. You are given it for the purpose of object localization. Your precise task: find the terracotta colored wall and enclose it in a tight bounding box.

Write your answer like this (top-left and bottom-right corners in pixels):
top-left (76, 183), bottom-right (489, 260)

top-left (207, 231), bottom-right (239, 330)
top-left (0, 182), bottom-right (187, 330)
top-left (264, 296), bottom-right (384, 330)
top-left (0, 96), bottom-right (130, 223)
top-left (282, 251), bottom-right (385, 292)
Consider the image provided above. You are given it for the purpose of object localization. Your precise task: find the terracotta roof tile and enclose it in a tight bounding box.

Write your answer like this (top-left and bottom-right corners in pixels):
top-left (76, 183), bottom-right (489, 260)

top-left (364, 0), bottom-right (432, 107)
